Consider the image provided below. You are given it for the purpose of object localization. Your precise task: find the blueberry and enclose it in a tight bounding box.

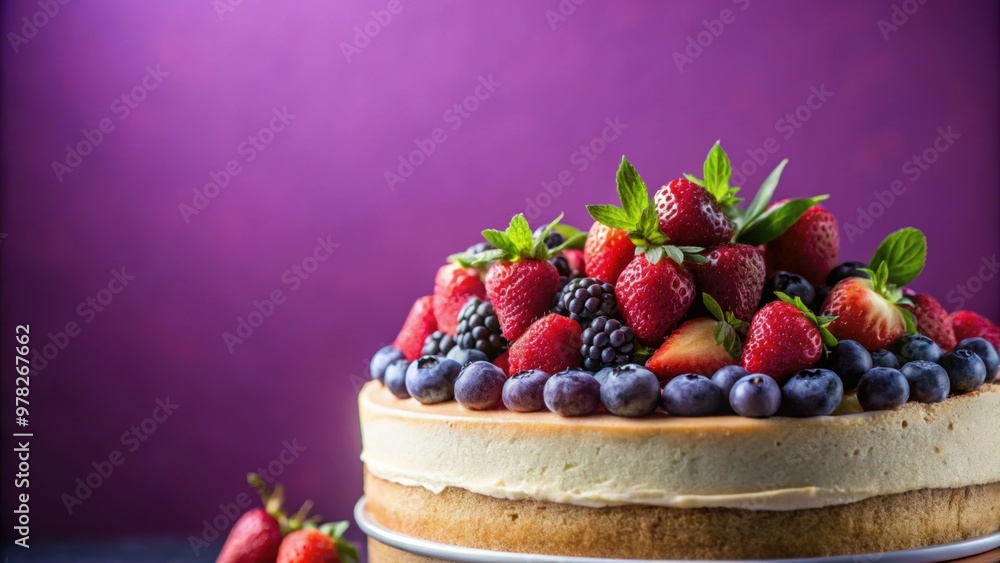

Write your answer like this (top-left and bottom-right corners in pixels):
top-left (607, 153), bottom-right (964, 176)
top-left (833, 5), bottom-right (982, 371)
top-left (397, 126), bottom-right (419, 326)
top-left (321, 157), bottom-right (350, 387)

top-left (857, 367), bottom-right (909, 411)
top-left (404, 356), bottom-right (462, 404)
top-left (370, 345), bottom-right (405, 382)
top-left (599, 365), bottom-right (660, 417)
top-left (710, 365), bottom-right (749, 409)
top-left (446, 347), bottom-right (490, 366)
top-left (939, 349), bottom-right (987, 395)
top-left (762, 271), bottom-right (815, 308)
top-left (384, 359), bottom-right (411, 399)
top-left (896, 334), bottom-right (942, 363)
top-left (826, 340), bottom-right (873, 389)
top-left (662, 374), bottom-right (722, 417)
top-left (501, 370), bottom-right (553, 412)
top-left (826, 261), bottom-right (870, 287)
top-left (543, 369), bottom-right (601, 417)
top-left (729, 374), bottom-right (781, 418)
top-left (593, 366), bottom-right (615, 385)
top-left (781, 368), bottom-right (843, 417)
top-left (870, 349), bottom-right (901, 369)
top-left (954, 337), bottom-right (1000, 383)
top-left (533, 227), bottom-right (565, 249)
top-left (900, 360), bottom-right (950, 403)
top-left (454, 361), bottom-right (507, 410)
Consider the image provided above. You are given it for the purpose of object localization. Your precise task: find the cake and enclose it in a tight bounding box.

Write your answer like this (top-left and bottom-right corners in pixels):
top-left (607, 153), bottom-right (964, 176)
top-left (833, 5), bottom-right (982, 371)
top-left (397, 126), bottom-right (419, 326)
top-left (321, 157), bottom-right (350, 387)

top-left (359, 142), bottom-right (1000, 560)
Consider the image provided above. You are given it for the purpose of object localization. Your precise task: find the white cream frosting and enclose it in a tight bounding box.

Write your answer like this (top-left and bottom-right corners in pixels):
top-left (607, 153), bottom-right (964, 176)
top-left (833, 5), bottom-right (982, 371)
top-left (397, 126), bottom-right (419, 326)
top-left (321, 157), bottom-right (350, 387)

top-left (359, 382), bottom-right (1000, 511)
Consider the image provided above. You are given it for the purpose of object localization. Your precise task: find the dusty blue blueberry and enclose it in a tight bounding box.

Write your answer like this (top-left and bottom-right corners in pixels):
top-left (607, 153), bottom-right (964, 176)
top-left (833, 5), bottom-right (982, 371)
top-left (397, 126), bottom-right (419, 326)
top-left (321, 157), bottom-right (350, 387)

top-left (599, 364), bottom-right (660, 417)
top-left (711, 365), bottom-right (749, 412)
top-left (544, 369), bottom-right (601, 417)
top-left (384, 359), bottom-right (411, 399)
top-left (729, 374), bottom-right (781, 418)
top-left (954, 337), bottom-right (1000, 383)
top-left (870, 349), bottom-right (901, 369)
top-left (826, 340), bottom-right (872, 389)
top-left (454, 361), bottom-right (507, 410)
top-left (404, 355), bottom-right (462, 404)
top-left (896, 334), bottom-right (942, 363)
top-left (370, 345), bottom-right (405, 382)
top-left (781, 368), bottom-right (843, 417)
top-left (662, 374), bottom-right (722, 417)
top-left (939, 349), bottom-right (987, 395)
top-left (593, 366), bottom-right (615, 385)
top-left (501, 370), bottom-right (552, 412)
top-left (446, 347), bottom-right (490, 366)
top-left (900, 360), bottom-right (950, 403)
top-left (857, 367), bottom-right (909, 411)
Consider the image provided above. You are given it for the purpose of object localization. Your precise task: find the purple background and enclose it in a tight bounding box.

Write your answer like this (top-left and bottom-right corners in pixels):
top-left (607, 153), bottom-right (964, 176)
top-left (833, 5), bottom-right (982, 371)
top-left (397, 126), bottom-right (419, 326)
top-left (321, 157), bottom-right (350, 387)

top-left (1, 0), bottom-right (998, 553)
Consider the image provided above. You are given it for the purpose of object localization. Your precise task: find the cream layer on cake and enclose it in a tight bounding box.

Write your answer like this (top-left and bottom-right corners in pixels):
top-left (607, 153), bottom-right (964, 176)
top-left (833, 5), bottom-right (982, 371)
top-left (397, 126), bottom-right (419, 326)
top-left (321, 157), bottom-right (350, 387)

top-left (358, 382), bottom-right (1000, 511)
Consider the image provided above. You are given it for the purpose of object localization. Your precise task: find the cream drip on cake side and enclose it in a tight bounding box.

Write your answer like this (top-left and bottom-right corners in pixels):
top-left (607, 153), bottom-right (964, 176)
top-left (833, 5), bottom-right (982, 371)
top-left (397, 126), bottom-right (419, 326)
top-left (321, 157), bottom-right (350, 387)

top-left (358, 381), bottom-right (1000, 511)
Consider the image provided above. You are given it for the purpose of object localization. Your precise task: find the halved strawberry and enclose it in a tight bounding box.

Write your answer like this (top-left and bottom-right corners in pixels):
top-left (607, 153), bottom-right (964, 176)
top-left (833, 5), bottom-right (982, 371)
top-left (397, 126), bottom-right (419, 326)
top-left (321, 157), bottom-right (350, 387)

top-left (741, 294), bottom-right (836, 383)
top-left (392, 296), bottom-right (437, 361)
top-left (763, 204), bottom-right (839, 287)
top-left (646, 316), bottom-right (737, 381)
top-left (432, 262), bottom-right (486, 335)
top-left (508, 314), bottom-right (583, 374)
top-left (583, 221), bottom-right (634, 284)
top-left (950, 310), bottom-right (1000, 349)
top-left (689, 243), bottom-right (765, 321)
top-left (479, 214), bottom-right (583, 341)
top-left (902, 293), bottom-right (956, 351)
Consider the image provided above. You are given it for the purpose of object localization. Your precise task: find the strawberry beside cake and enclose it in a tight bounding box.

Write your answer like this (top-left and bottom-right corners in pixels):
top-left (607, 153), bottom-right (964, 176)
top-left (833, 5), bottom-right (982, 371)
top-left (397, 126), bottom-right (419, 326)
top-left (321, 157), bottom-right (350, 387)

top-left (360, 142), bottom-right (1000, 561)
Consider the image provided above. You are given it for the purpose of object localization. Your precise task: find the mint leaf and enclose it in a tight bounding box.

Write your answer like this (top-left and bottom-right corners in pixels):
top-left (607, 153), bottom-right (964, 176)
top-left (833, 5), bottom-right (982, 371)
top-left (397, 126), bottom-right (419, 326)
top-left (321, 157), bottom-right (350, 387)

top-left (900, 307), bottom-right (917, 334)
top-left (703, 293), bottom-right (725, 321)
top-left (736, 195), bottom-right (829, 246)
top-left (742, 159), bottom-right (788, 226)
top-left (482, 230), bottom-right (514, 253)
top-left (869, 227), bottom-right (927, 287)
top-left (507, 214), bottom-right (534, 252)
top-left (702, 141), bottom-right (732, 200)
top-left (662, 245), bottom-right (683, 265)
top-left (586, 204), bottom-right (633, 230)
top-left (616, 156), bottom-right (648, 221)
top-left (683, 173), bottom-right (704, 186)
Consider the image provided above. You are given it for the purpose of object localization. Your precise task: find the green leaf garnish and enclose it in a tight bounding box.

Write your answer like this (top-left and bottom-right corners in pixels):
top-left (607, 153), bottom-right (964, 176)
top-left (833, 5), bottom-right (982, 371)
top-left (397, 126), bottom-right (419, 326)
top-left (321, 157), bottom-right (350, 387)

top-left (775, 292), bottom-right (838, 349)
top-left (736, 195), bottom-right (829, 246)
top-left (869, 227), bottom-right (927, 287)
top-left (551, 223), bottom-right (586, 249)
top-left (478, 213), bottom-right (567, 263)
top-left (740, 159), bottom-right (788, 228)
top-left (703, 293), bottom-right (747, 360)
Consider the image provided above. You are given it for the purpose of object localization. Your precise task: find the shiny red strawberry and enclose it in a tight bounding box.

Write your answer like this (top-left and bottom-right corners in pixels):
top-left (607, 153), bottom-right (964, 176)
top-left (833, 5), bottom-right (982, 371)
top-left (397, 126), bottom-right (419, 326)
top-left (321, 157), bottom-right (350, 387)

top-left (950, 311), bottom-right (1000, 349)
top-left (481, 214), bottom-right (579, 341)
top-left (276, 522), bottom-right (357, 563)
top-left (392, 296), bottom-right (437, 361)
top-left (688, 243), bottom-right (765, 322)
top-left (646, 317), bottom-right (735, 381)
top-left (764, 204), bottom-right (839, 287)
top-left (217, 508), bottom-right (282, 563)
top-left (508, 314), bottom-right (583, 374)
top-left (583, 221), bottom-right (634, 284)
top-left (615, 255), bottom-right (696, 346)
top-left (741, 295), bottom-right (835, 382)
top-left (902, 294), bottom-right (956, 351)
top-left (433, 263), bottom-right (486, 335)
top-left (654, 178), bottom-right (734, 247)
top-left (822, 277), bottom-right (906, 351)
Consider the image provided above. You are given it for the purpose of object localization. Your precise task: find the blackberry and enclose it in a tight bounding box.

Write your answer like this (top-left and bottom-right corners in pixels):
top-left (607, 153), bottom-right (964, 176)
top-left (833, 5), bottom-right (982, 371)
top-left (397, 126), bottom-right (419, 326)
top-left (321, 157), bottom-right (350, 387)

top-left (455, 297), bottom-right (508, 359)
top-left (554, 277), bottom-right (618, 325)
top-left (422, 331), bottom-right (456, 357)
top-left (580, 317), bottom-right (635, 372)
top-left (533, 227), bottom-right (565, 249)
top-left (550, 254), bottom-right (580, 293)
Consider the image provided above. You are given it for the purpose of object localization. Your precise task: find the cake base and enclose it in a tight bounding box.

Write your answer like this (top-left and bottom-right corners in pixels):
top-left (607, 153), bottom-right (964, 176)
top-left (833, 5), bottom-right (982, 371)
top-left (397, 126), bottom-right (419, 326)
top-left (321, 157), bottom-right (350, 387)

top-left (365, 473), bottom-right (1000, 560)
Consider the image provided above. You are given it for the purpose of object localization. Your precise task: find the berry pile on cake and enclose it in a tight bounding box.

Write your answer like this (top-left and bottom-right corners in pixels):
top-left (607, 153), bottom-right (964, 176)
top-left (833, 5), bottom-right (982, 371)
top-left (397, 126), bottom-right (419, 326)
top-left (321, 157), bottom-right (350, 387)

top-left (359, 143), bottom-right (1000, 561)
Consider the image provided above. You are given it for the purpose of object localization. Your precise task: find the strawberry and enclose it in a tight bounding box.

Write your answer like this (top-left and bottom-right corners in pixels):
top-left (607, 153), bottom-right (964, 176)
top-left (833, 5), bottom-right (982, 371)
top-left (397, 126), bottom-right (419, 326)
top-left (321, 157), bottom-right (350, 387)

top-left (583, 221), bottom-right (634, 284)
top-left (688, 243), bottom-right (765, 321)
top-left (562, 248), bottom-right (587, 277)
top-left (741, 294), bottom-right (836, 382)
top-left (493, 349), bottom-right (510, 376)
top-left (508, 314), bottom-right (583, 374)
top-left (218, 474), bottom-right (318, 563)
top-left (392, 296), bottom-right (437, 361)
top-left (616, 255), bottom-right (697, 346)
top-left (432, 262), bottom-right (486, 335)
top-left (902, 293), bottom-right (956, 351)
top-left (654, 178), bottom-right (733, 247)
top-left (822, 228), bottom-right (928, 350)
top-left (950, 311), bottom-right (1000, 349)
top-left (480, 214), bottom-right (582, 341)
top-left (277, 522), bottom-right (358, 563)
top-left (763, 204), bottom-right (839, 287)
top-left (646, 310), bottom-right (740, 381)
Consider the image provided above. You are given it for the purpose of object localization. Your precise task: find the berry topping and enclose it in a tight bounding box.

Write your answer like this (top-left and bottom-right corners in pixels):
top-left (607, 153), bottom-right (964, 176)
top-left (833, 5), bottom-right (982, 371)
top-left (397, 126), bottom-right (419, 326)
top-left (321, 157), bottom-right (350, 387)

top-left (393, 296), bottom-right (438, 361)
top-left (580, 317), bottom-right (635, 372)
top-left (599, 364), bottom-right (661, 418)
top-left (543, 369), bottom-right (602, 417)
top-left (501, 370), bottom-right (553, 413)
top-left (446, 347), bottom-right (490, 366)
top-left (422, 330), bottom-right (457, 357)
top-left (654, 178), bottom-right (734, 247)
top-left (729, 374), bottom-right (782, 418)
top-left (508, 314), bottom-right (583, 375)
top-left (454, 297), bottom-right (508, 360)
top-left (901, 293), bottom-right (956, 351)
top-left (895, 334), bottom-right (943, 364)
top-left (583, 221), bottom-right (635, 284)
top-left (826, 261), bottom-right (870, 287)
top-left (433, 262), bottom-right (487, 336)
top-left (857, 367), bottom-right (910, 411)
top-left (825, 339), bottom-right (873, 390)
top-left (369, 345), bottom-right (405, 382)
top-left (899, 360), bottom-right (950, 404)
top-left (454, 361), bottom-right (507, 410)
top-left (763, 204), bottom-right (839, 287)
top-left (384, 360), bottom-right (410, 399)
top-left (939, 349), bottom-right (987, 395)
top-left (762, 270), bottom-right (815, 309)
top-left (949, 310), bottom-right (1000, 349)
top-left (870, 349), bottom-right (901, 369)
top-left (553, 277), bottom-right (619, 326)
top-left (662, 374), bottom-right (723, 417)
top-left (954, 337), bottom-right (999, 383)
top-left (710, 365), bottom-right (749, 407)
top-left (689, 243), bottom-right (766, 322)
top-left (741, 293), bottom-right (836, 383)
top-left (404, 356), bottom-right (462, 404)
top-left (781, 368), bottom-right (843, 417)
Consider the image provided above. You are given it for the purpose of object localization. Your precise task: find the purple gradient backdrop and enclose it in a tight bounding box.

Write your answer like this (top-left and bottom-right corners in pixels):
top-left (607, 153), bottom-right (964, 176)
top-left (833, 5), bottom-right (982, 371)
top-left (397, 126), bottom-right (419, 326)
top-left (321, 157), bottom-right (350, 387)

top-left (1, 0), bottom-right (998, 550)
